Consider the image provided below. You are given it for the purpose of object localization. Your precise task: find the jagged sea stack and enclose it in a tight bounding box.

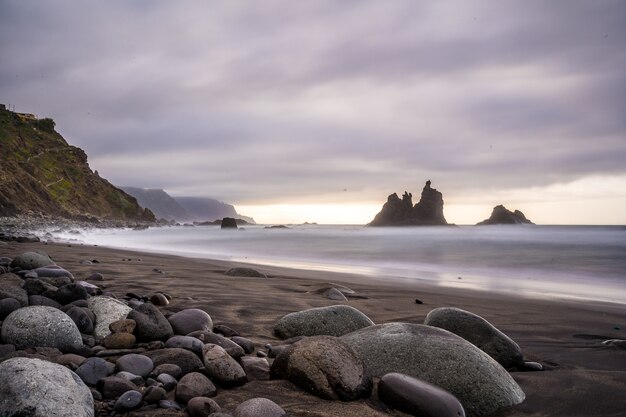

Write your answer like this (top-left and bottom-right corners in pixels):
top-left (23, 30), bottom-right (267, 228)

top-left (369, 181), bottom-right (448, 226)
top-left (477, 205), bottom-right (534, 225)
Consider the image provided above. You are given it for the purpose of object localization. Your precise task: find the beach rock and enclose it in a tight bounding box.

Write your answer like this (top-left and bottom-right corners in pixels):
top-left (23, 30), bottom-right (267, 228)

top-left (324, 287), bottom-right (348, 301)
top-left (40, 275), bottom-right (72, 287)
top-left (213, 324), bottom-right (239, 337)
top-left (165, 335), bottom-right (205, 356)
top-left (150, 292), bottom-right (170, 306)
top-left (2, 305), bottom-right (83, 351)
top-left (66, 306), bottom-right (95, 334)
top-left (75, 280), bottom-right (100, 296)
top-left (271, 335), bottom-right (371, 400)
top-left (186, 397), bottom-right (221, 417)
top-left (221, 217), bottom-right (238, 229)
top-left (274, 305), bottom-right (374, 339)
top-left (145, 348), bottom-right (204, 375)
top-left (128, 302), bottom-right (174, 341)
top-left (29, 294), bottom-right (63, 309)
top-left (369, 181), bottom-right (448, 226)
top-left (0, 344), bottom-right (16, 359)
top-left (232, 336), bottom-right (255, 354)
top-left (56, 353), bottom-right (87, 369)
top-left (522, 361), bottom-right (544, 371)
top-left (153, 363), bottom-right (183, 379)
top-left (159, 399), bottom-right (183, 410)
top-left (233, 398), bottom-right (285, 417)
top-left (22, 278), bottom-right (54, 296)
top-left (158, 373), bottom-right (179, 391)
top-left (114, 390), bottom-right (143, 412)
top-left (104, 332), bottom-right (136, 349)
top-left (378, 372), bottom-right (466, 417)
top-left (33, 266), bottom-right (74, 279)
top-left (602, 339), bottom-right (626, 349)
top-left (190, 331), bottom-right (245, 358)
top-left (115, 370), bottom-right (144, 385)
top-left (477, 205), bottom-right (534, 225)
top-left (0, 274), bottom-right (28, 306)
top-left (341, 323), bottom-right (525, 417)
top-left (97, 376), bottom-right (139, 399)
top-left (0, 357), bottom-right (93, 417)
top-left (202, 344), bottom-right (247, 386)
top-left (424, 307), bottom-right (524, 368)
top-left (109, 318), bottom-right (136, 333)
top-left (116, 353), bottom-right (154, 377)
top-left (9, 251), bottom-right (55, 270)
top-left (240, 356), bottom-right (271, 380)
top-left (75, 356), bottom-right (116, 386)
top-left (225, 267), bottom-right (266, 278)
top-left (86, 272), bottom-right (104, 281)
top-left (0, 297), bottom-right (21, 319)
top-left (168, 308), bottom-right (213, 335)
top-left (176, 372), bottom-right (218, 404)
top-left (88, 296), bottom-right (132, 340)
top-left (144, 385), bottom-right (167, 404)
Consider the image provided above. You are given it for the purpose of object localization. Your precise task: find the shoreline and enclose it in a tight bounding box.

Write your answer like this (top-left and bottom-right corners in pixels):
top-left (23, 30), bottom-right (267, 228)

top-left (2, 240), bottom-right (626, 416)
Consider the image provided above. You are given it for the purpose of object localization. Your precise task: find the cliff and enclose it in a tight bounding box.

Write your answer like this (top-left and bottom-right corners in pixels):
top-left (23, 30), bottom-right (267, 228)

top-left (477, 205), bottom-right (534, 225)
top-left (369, 181), bottom-right (448, 226)
top-left (0, 107), bottom-right (155, 222)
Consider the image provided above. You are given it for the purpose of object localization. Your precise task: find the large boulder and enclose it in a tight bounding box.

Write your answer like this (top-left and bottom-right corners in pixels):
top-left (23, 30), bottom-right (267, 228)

top-left (176, 372), bottom-right (217, 404)
top-left (88, 296), bottom-right (132, 340)
top-left (341, 323), bottom-right (525, 417)
top-left (0, 357), bottom-right (93, 417)
top-left (1, 305), bottom-right (83, 351)
top-left (271, 335), bottom-right (371, 400)
top-left (202, 344), bottom-right (247, 386)
top-left (127, 302), bottom-right (173, 341)
top-left (9, 251), bottom-right (55, 270)
top-left (168, 308), bottom-right (213, 335)
top-left (75, 357), bottom-right (116, 386)
top-left (274, 305), bottom-right (374, 339)
top-left (424, 307), bottom-right (524, 368)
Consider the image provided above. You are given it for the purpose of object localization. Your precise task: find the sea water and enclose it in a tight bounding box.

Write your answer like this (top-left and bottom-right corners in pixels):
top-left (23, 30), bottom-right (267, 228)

top-left (58, 225), bottom-right (626, 304)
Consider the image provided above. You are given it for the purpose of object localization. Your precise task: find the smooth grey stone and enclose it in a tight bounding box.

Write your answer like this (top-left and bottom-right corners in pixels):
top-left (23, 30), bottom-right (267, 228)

top-left (602, 339), bottom-right (626, 349)
top-left (0, 274), bottom-right (28, 306)
top-left (165, 335), bottom-right (204, 356)
top-left (168, 308), bottom-right (213, 335)
top-left (39, 275), bottom-right (73, 287)
top-left (115, 370), bottom-right (145, 385)
top-left (28, 294), bottom-right (63, 309)
top-left (202, 344), bottom-right (247, 386)
top-left (189, 331), bottom-right (245, 358)
top-left (66, 306), bottom-right (94, 334)
top-left (342, 323), bottom-right (525, 417)
top-left (86, 272), bottom-right (104, 281)
top-left (240, 356), bottom-right (270, 381)
top-left (274, 305), bottom-right (374, 339)
top-left (233, 398), bottom-right (285, 417)
top-left (324, 287), bottom-right (348, 301)
top-left (88, 296), bottom-right (132, 341)
top-left (159, 399), bottom-right (183, 410)
top-left (143, 385), bottom-right (167, 404)
top-left (22, 278), bottom-right (55, 296)
top-left (378, 372), bottom-right (466, 417)
top-left (9, 251), bottom-right (55, 270)
top-left (157, 373), bottom-right (179, 391)
top-left (187, 397), bottom-right (222, 417)
top-left (0, 297), bottom-right (21, 319)
top-left (150, 293), bottom-right (169, 306)
top-left (424, 307), bottom-right (524, 368)
top-left (33, 266), bottom-right (74, 279)
top-left (176, 372), bottom-right (217, 404)
top-left (213, 324), bottom-right (239, 337)
top-left (152, 363), bottom-right (183, 379)
top-left (56, 353), bottom-right (87, 369)
top-left (271, 335), bottom-right (371, 400)
top-left (2, 305), bottom-right (83, 351)
top-left (0, 357), bottom-right (93, 417)
top-left (97, 376), bottom-right (139, 399)
top-left (0, 344), bottom-right (17, 359)
top-left (76, 356), bottom-right (115, 386)
top-left (114, 390), bottom-right (143, 411)
top-left (127, 302), bottom-right (173, 341)
top-left (75, 280), bottom-right (100, 296)
top-left (522, 361), bottom-right (544, 371)
top-left (225, 267), bottom-right (266, 278)
top-left (144, 348), bottom-right (204, 376)
top-left (231, 336), bottom-right (255, 354)
top-left (116, 353), bottom-right (154, 377)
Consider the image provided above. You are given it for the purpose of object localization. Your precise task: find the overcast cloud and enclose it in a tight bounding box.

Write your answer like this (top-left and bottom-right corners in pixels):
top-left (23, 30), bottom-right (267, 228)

top-left (1, 0), bottom-right (625, 212)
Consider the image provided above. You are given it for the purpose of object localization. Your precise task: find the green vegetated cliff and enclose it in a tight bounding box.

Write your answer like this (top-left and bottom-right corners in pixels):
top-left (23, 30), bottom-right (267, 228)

top-left (0, 107), bottom-right (155, 222)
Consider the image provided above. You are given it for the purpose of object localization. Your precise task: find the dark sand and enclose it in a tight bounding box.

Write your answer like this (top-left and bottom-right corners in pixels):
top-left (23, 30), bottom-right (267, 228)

top-left (2, 240), bottom-right (625, 417)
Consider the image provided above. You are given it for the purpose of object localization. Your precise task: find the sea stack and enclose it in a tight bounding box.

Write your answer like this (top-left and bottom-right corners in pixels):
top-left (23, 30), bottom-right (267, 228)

top-left (477, 205), bottom-right (534, 225)
top-left (221, 217), bottom-right (238, 229)
top-left (369, 181), bottom-right (448, 226)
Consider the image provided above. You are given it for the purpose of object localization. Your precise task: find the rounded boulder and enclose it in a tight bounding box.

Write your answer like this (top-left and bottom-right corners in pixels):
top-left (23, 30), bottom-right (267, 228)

top-left (274, 305), bottom-right (374, 339)
top-left (127, 302), bottom-right (173, 341)
top-left (168, 308), bottom-right (213, 335)
top-left (234, 398), bottom-right (285, 417)
top-left (88, 296), bottom-right (132, 340)
top-left (9, 251), bottom-right (55, 270)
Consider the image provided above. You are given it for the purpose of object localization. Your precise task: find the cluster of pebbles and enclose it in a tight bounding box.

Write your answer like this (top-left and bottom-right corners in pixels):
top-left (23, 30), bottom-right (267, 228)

top-left (1, 248), bottom-right (542, 417)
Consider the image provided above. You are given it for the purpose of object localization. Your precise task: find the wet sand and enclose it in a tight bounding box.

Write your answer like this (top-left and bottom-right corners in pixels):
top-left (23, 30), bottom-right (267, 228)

top-left (3, 240), bottom-right (626, 417)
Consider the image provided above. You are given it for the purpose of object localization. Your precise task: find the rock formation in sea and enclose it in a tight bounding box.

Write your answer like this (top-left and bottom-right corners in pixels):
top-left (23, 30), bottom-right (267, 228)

top-left (477, 205), bottom-right (534, 225)
top-left (369, 180), bottom-right (448, 226)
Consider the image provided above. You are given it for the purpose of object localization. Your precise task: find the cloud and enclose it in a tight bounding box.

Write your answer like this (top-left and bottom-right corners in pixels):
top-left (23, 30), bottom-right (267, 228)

top-left (1, 0), bottom-right (625, 213)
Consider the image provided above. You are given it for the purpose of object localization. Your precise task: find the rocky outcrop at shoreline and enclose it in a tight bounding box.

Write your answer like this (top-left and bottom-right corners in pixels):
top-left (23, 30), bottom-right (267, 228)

top-left (369, 180), bottom-right (449, 226)
top-left (477, 205), bottom-right (534, 225)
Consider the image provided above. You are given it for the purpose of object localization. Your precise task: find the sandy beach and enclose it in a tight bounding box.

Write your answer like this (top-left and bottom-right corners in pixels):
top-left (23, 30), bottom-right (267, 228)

top-left (2, 239), bottom-right (625, 417)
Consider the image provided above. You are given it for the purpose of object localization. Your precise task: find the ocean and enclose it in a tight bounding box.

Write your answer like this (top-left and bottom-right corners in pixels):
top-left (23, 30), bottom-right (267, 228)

top-left (52, 224), bottom-right (626, 304)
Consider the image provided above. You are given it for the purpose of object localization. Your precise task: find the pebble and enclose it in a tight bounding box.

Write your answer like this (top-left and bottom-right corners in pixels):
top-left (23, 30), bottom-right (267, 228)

top-left (116, 353), bottom-right (154, 377)
top-left (225, 267), bottom-right (266, 278)
top-left (152, 363), bottom-right (183, 379)
top-left (114, 390), bottom-right (143, 412)
top-left (233, 398), bottom-right (285, 417)
top-left (127, 302), bottom-right (173, 341)
top-left (213, 324), bottom-right (239, 337)
top-left (109, 318), bottom-right (137, 334)
top-left (76, 356), bottom-right (116, 386)
top-left (165, 335), bottom-right (205, 356)
top-left (104, 332), bottom-right (136, 349)
top-left (168, 308), bottom-right (213, 335)
top-left (202, 344), bottom-right (247, 386)
top-left (0, 297), bottom-right (21, 319)
top-left (66, 306), bottom-right (95, 334)
top-left (150, 292), bottom-right (169, 305)
top-left (158, 373), bottom-right (179, 391)
top-left (86, 272), bottom-right (104, 281)
top-left (240, 356), bottom-right (271, 380)
top-left (159, 399), bottom-right (183, 410)
top-left (143, 385), bottom-right (167, 404)
top-left (144, 347), bottom-right (204, 375)
top-left (176, 372), bottom-right (218, 404)
top-left (522, 361), bottom-right (544, 371)
top-left (54, 283), bottom-right (89, 305)
top-left (231, 336), bottom-right (255, 354)
top-left (190, 331), bottom-right (245, 358)
top-left (97, 376), bottom-right (139, 399)
top-left (186, 397), bottom-right (222, 417)
top-left (115, 370), bottom-right (145, 385)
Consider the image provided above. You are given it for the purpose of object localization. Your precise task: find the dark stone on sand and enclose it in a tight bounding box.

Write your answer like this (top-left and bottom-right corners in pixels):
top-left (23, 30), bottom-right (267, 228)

top-left (168, 308), bottom-right (213, 335)
top-left (158, 373), bottom-right (179, 391)
top-left (22, 278), bottom-right (55, 296)
top-left (2, 305), bottom-right (83, 351)
top-left (221, 217), bottom-right (238, 229)
top-left (522, 361), bottom-right (544, 371)
top-left (0, 344), bottom-right (16, 359)
top-left (116, 353), bottom-right (154, 377)
top-left (186, 397), bottom-right (222, 417)
top-left (144, 385), bottom-right (167, 404)
top-left (189, 331), bottom-right (245, 358)
top-left (151, 293), bottom-right (170, 306)
top-left (176, 372), bottom-right (218, 404)
top-left (28, 294), bottom-right (63, 309)
top-left (115, 370), bottom-right (144, 385)
top-left (56, 352), bottom-right (87, 369)
top-left (114, 390), bottom-right (143, 412)
top-left (153, 363), bottom-right (183, 379)
top-left (341, 323), bottom-right (525, 417)
top-left (424, 307), bottom-right (524, 368)
top-left (159, 399), bottom-right (183, 410)
top-left (274, 305), bottom-right (374, 339)
top-left (271, 335), bottom-right (371, 401)
top-left (33, 266), bottom-right (74, 279)
top-left (213, 324), bottom-right (239, 337)
top-left (477, 205), bottom-right (534, 225)
top-left (67, 306), bottom-right (95, 334)
top-left (369, 181), bottom-right (448, 226)
top-left (233, 398), bottom-right (285, 417)
top-left (378, 372), bottom-right (466, 417)
top-left (86, 272), bottom-right (104, 281)
top-left (165, 335), bottom-right (205, 356)
top-left (97, 376), bottom-right (140, 399)
top-left (231, 336), bottom-right (255, 354)
top-left (10, 251), bottom-right (55, 270)
top-left (602, 339), bottom-right (626, 349)
top-left (240, 356), bottom-right (271, 380)
top-left (127, 302), bottom-right (174, 341)
top-left (104, 332), bottom-right (136, 349)
top-left (324, 287), bottom-right (348, 301)
top-left (225, 267), bottom-right (266, 278)
top-left (40, 275), bottom-right (73, 287)
top-left (415, 298), bottom-right (423, 304)
top-left (0, 275), bottom-right (29, 307)
top-left (144, 348), bottom-right (204, 376)
top-left (76, 356), bottom-right (115, 386)
top-left (0, 297), bottom-right (21, 319)
top-left (202, 344), bottom-right (247, 386)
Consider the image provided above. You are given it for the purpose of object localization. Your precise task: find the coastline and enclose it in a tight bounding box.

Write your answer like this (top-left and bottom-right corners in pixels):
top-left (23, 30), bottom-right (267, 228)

top-left (2, 239), bottom-right (625, 416)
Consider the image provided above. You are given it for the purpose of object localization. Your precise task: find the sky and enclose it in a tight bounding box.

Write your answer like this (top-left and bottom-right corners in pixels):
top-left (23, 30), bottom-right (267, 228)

top-left (1, 1), bottom-right (625, 224)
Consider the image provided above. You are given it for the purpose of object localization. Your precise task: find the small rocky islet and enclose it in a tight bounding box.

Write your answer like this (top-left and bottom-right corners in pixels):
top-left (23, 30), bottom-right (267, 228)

top-left (0, 247), bottom-right (539, 417)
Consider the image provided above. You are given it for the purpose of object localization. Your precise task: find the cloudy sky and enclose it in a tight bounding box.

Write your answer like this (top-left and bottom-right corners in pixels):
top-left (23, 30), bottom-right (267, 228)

top-left (1, 1), bottom-right (625, 224)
